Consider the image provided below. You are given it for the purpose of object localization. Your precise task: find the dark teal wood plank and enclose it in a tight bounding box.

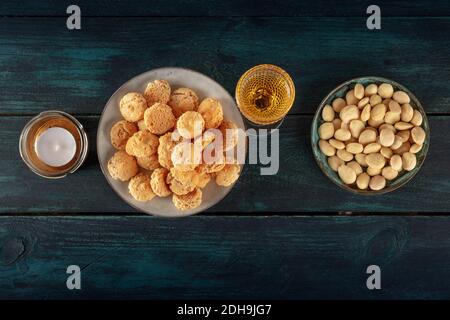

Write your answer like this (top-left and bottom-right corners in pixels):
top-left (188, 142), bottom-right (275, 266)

top-left (1, 17), bottom-right (450, 115)
top-left (1, 115), bottom-right (449, 213)
top-left (1, 215), bottom-right (450, 299)
top-left (1, 0), bottom-right (450, 17)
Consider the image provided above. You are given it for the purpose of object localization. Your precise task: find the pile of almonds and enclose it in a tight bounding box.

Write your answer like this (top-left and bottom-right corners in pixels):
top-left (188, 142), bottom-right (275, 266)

top-left (317, 82), bottom-right (427, 191)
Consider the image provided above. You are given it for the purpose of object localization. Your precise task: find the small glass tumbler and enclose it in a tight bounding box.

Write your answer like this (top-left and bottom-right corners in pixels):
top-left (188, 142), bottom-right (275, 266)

top-left (235, 64), bottom-right (295, 131)
top-left (19, 110), bottom-right (88, 179)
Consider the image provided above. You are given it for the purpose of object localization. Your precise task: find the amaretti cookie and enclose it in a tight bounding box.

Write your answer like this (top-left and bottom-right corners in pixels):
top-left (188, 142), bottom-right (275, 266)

top-left (144, 79), bottom-right (171, 106)
top-left (176, 111), bottom-right (205, 139)
top-left (125, 130), bottom-right (159, 158)
top-left (150, 168), bottom-right (172, 197)
top-left (215, 162), bottom-right (240, 186)
top-left (119, 92), bottom-right (147, 122)
top-left (202, 146), bottom-right (225, 173)
top-left (144, 103), bottom-right (175, 135)
top-left (171, 141), bottom-right (201, 172)
top-left (136, 154), bottom-right (160, 171)
top-left (195, 129), bottom-right (218, 150)
top-left (158, 132), bottom-right (177, 169)
top-left (128, 172), bottom-right (155, 201)
top-left (168, 87), bottom-right (199, 118)
top-left (195, 165), bottom-right (211, 188)
top-left (166, 168), bottom-right (198, 195)
top-left (172, 188), bottom-right (202, 211)
top-left (108, 150), bottom-right (139, 181)
top-left (197, 97), bottom-right (224, 129)
top-left (110, 120), bottom-right (138, 150)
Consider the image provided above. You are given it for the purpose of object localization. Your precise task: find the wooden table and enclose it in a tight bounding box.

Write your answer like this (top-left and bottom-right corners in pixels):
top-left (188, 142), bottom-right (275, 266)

top-left (1, 0), bottom-right (450, 299)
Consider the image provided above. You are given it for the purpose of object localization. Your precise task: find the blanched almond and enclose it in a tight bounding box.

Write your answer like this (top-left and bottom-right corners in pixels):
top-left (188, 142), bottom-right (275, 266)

top-left (363, 142), bottom-right (381, 154)
top-left (397, 130), bottom-right (410, 142)
top-left (334, 128), bottom-right (352, 141)
top-left (367, 166), bottom-right (382, 176)
top-left (346, 143), bottom-right (364, 154)
top-left (318, 122), bottom-right (335, 140)
top-left (332, 97), bottom-right (346, 112)
top-left (366, 153), bottom-right (386, 169)
top-left (369, 175), bottom-right (386, 190)
top-left (319, 140), bottom-right (336, 156)
top-left (355, 153), bottom-right (368, 167)
top-left (390, 136), bottom-right (403, 150)
top-left (379, 128), bottom-right (395, 147)
top-left (390, 155), bottom-right (403, 171)
top-left (332, 118), bottom-right (342, 130)
top-left (392, 91), bottom-right (410, 104)
top-left (338, 165), bottom-right (357, 184)
top-left (365, 84), bottom-right (378, 96)
top-left (384, 111), bottom-right (401, 124)
top-left (358, 97), bottom-right (369, 108)
top-left (347, 161), bottom-right (363, 175)
top-left (402, 152), bottom-right (417, 171)
top-left (361, 104), bottom-right (371, 122)
top-left (369, 94), bottom-right (382, 106)
top-left (349, 120), bottom-right (365, 138)
top-left (411, 110), bottom-right (423, 126)
top-left (378, 83), bottom-right (394, 99)
top-left (322, 105), bottom-right (335, 121)
top-left (382, 166), bottom-right (398, 180)
top-left (368, 117), bottom-right (384, 128)
top-left (394, 141), bottom-right (411, 155)
top-left (346, 89), bottom-right (359, 105)
top-left (371, 104), bottom-right (387, 121)
top-left (401, 103), bottom-right (414, 122)
top-left (410, 143), bottom-right (423, 154)
top-left (337, 149), bottom-right (354, 162)
top-left (328, 156), bottom-right (344, 172)
top-left (340, 105), bottom-right (360, 123)
top-left (379, 123), bottom-right (396, 133)
top-left (354, 84), bottom-right (365, 99)
top-left (359, 129), bottom-right (377, 145)
top-left (388, 100), bottom-right (402, 114)
top-left (329, 139), bottom-right (345, 150)
top-left (380, 147), bottom-right (393, 159)
top-left (394, 122), bottom-right (414, 130)
top-left (356, 173), bottom-right (370, 189)
top-left (411, 126), bottom-right (426, 145)
top-left (383, 98), bottom-right (392, 106)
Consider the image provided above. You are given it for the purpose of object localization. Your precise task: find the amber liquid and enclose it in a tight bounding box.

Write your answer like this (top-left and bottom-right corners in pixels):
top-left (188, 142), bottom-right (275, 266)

top-left (236, 65), bottom-right (295, 125)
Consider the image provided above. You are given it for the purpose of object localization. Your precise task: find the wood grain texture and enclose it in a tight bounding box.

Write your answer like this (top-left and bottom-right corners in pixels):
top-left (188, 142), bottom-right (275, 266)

top-left (1, 115), bottom-right (448, 214)
top-left (1, 17), bottom-right (450, 115)
top-left (1, 215), bottom-right (450, 299)
top-left (1, 0), bottom-right (450, 17)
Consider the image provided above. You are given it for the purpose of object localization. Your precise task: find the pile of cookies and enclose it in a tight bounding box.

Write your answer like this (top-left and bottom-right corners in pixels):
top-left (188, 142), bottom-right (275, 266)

top-left (317, 82), bottom-right (427, 191)
top-left (107, 79), bottom-right (241, 211)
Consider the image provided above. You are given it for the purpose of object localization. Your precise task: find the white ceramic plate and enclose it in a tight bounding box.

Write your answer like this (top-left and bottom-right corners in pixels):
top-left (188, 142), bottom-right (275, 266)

top-left (97, 67), bottom-right (246, 217)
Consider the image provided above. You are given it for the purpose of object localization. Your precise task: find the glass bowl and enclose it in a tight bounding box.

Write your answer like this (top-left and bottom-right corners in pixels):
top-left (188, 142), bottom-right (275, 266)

top-left (19, 110), bottom-right (89, 179)
top-left (311, 76), bottom-right (430, 195)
